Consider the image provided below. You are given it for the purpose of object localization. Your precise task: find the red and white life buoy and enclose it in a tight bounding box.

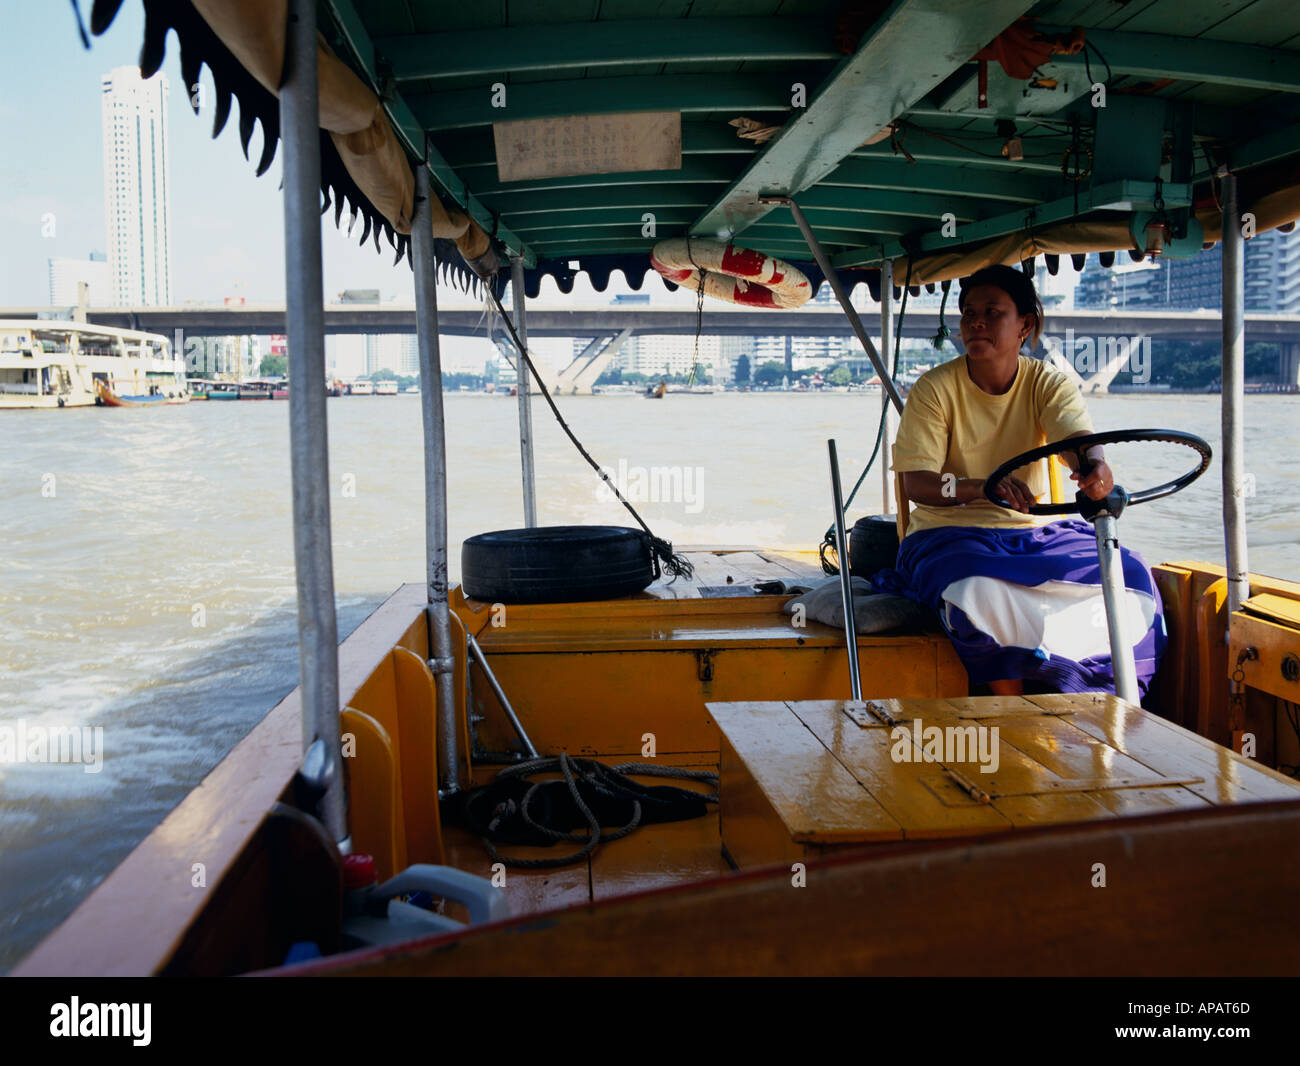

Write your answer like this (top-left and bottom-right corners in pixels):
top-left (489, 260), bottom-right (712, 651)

top-left (650, 238), bottom-right (811, 309)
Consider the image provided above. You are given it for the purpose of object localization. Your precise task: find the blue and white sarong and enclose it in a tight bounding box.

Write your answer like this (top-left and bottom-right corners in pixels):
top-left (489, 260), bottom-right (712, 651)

top-left (871, 520), bottom-right (1165, 695)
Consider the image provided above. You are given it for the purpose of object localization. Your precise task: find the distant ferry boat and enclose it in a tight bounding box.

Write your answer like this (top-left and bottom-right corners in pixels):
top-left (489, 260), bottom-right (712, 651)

top-left (374, 380), bottom-right (398, 395)
top-left (0, 319), bottom-right (189, 409)
top-left (350, 380), bottom-right (374, 395)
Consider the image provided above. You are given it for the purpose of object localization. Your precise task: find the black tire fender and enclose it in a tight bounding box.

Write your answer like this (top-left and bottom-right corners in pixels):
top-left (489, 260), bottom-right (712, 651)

top-left (461, 525), bottom-right (658, 604)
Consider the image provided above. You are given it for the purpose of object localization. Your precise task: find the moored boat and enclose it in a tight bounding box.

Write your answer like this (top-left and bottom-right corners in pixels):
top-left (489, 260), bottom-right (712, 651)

top-left (0, 319), bottom-right (188, 409)
top-left (94, 379), bottom-right (166, 406)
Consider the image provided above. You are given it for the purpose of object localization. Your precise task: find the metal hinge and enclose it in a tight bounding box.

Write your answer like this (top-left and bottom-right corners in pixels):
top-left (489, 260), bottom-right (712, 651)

top-left (843, 699), bottom-right (901, 727)
top-left (696, 650), bottom-right (714, 683)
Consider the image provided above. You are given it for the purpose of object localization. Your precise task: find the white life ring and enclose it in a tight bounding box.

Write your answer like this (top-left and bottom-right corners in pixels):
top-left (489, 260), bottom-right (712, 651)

top-left (650, 238), bottom-right (811, 309)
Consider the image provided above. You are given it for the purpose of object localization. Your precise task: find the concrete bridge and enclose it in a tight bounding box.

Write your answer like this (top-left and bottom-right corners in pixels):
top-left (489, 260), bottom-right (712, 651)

top-left (5, 303), bottom-right (1299, 385)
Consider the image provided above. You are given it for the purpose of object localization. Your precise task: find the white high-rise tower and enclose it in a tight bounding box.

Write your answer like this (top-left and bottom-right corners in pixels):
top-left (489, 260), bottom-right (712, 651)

top-left (102, 66), bottom-right (173, 306)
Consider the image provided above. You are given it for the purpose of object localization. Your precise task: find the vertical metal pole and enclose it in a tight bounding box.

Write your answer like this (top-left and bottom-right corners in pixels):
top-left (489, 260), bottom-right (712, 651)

top-left (774, 198), bottom-right (904, 414)
top-left (281, 0), bottom-right (344, 842)
top-left (1093, 515), bottom-right (1139, 704)
top-left (828, 440), bottom-right (862, 701)
top-left (412, 164), bottom-right (460, 793)
top-left (879, 259), bottom-right (894, 514)
top-left (511, 258), bottom-right (537, 527)
top-left (1220, 170), bottom-right (1250, 615)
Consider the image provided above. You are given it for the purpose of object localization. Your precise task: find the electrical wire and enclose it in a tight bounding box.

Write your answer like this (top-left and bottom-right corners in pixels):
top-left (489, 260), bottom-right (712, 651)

top-left (1082, 39), bottom-right (1113, 89)
top-left (487, 286), bottom-right (694, 581)
top-left (896, 121), bottom-right (1070, 162)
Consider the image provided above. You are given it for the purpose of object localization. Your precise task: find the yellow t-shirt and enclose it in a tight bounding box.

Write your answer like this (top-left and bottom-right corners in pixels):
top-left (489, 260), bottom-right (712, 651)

top-left (891, 355), bottom-right (1092, 535)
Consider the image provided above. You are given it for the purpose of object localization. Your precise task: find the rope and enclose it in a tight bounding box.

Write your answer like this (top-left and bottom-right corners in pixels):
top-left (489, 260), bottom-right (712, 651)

top-left (609, 761), bottom-right (720, 802)
top-left (487, 286), bottom-right (694, 581)
top-left (684, 237), bottom-right (708, 389)
top-left (476, 754), bottom-right (718, 869)
top-left (932, 279), bottom-right (952, 349)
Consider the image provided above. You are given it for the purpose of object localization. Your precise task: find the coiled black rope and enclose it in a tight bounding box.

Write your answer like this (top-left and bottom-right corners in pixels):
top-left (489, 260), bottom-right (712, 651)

top-left (488, 286), bottom-right (694, 581)
top-left (467, 754), bottom-right (718, 869)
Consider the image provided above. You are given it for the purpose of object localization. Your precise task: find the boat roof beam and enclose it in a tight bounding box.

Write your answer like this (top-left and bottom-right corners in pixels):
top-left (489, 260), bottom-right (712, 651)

top-left (851, 137), bottom-right (1072, 175)
top-left (408, 74), bottom-right (796, 131)
top-left (517, 218), bottom-right (918, 246)
top-left (438, 120), bottom-right (1073, 174)
top-left (479, 188), bottom-right (713, 216)
top-left (1227, 120), bottom-right (1300, 173)
top-left (834, 179), bottom-right (1192, 268)
top-left (375, 17), bottom-right (839, 80)
top-left (825, 159), bottom-right (1060, 203)
top-left (470, 159), bottom-right (736, 197)
top-left (688, 0), bottom-right (1040, 242)
top-left (1044, 27), bottom-right (1300, 96)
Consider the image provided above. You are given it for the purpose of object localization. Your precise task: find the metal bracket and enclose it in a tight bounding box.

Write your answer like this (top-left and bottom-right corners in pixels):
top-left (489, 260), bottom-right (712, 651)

top-left (292, 736), bottom-right (335, 818)
top-left (426, 655), bottom-right (456, 676)
top-left (696, 649), bottom-right (715, 683)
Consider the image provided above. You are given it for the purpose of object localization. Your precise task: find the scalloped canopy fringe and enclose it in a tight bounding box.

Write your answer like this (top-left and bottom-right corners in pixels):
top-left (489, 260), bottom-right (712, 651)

top-left (84, 0), bottom-right (485, 292)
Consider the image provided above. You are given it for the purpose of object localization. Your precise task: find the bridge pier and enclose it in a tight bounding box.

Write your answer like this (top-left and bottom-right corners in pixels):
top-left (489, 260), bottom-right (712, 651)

top-left (1281, 341), bottom-right (1300, 387)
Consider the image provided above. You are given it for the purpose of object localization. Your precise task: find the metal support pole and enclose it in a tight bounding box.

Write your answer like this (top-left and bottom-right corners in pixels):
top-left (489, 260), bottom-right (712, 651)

top-left (467, 633), bottom-right (539, 758)
top-left (879, 258), bottom-right (894, 513)
top-left (768, 197), bottom-right (905, 414)
top-left (412, 164), bottom-right (460, 793)
top-left (511, 258), bottom-right (538, 527)
top-left (281, 0), bottom-right (345, 842)
top-left (828, 440), bottom-right (863, 701)
top-left (1093, 515), bottom-right (1139, 704)
top-left (1220, 170), bottom-right (1250, 615)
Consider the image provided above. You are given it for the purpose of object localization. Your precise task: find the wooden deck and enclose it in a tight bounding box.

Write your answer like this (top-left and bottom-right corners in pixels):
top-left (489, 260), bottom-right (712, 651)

top-left (640, 547), bottom-right (826, 599)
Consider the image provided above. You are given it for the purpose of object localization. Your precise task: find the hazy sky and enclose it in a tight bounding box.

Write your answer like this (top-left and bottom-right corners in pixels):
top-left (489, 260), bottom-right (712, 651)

top-left (1, 3), bottom-right (438, 305)
top-left (0, 2), bottom-right (706, 368)
top-left (8, 3), bottom-right (1091, 371)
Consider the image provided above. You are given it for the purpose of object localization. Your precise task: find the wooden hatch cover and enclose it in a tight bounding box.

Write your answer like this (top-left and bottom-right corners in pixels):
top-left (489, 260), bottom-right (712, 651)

top-left (710, 694), bottom-right (1300, 868)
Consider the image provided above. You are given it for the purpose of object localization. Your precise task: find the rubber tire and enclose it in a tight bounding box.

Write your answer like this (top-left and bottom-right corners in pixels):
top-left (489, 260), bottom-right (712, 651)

top-left (848, 514), bottom-right (900, 580)
top-left (461, 525), bottom-right (657, 604)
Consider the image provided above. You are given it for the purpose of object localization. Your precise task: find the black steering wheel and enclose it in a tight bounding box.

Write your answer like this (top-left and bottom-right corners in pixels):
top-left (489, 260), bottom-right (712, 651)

top-left (983, 429), bottom-right (1213, 516)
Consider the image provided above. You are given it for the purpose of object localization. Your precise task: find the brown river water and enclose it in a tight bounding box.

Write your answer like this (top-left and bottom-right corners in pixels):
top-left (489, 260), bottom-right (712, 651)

top-left (1, 390), bottom-right (1296, 969)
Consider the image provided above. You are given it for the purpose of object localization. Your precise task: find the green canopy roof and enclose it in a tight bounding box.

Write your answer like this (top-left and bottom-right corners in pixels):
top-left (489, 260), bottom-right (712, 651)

top-left (92, 0), bottom-right (1300, 285)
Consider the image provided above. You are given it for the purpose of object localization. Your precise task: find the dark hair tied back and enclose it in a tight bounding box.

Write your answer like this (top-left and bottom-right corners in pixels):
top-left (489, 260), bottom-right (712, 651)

top-left (958, 264), bottom-right (1044, 349)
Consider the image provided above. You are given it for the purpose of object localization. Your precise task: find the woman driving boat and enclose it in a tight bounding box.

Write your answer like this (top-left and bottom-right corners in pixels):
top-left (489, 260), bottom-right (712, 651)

top-left (872, 264), bottom-right (1165, 697)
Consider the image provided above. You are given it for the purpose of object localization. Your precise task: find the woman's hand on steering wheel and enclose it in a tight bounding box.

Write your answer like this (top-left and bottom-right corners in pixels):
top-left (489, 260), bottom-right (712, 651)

top-left (1071, 460), bottom-right (1115, 501)
top-left (983, 429), bottom-right (1211, 516)
top-left (988, 474), bottom-right (1037, 513)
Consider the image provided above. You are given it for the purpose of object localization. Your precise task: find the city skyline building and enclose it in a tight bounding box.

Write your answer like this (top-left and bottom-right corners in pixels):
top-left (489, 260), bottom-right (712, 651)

top-left (48, 252), bottom-right (111, 306)
top-left (325, 289), bottom-right (422, 378)
top-left (1075, 227), bottom-right (1300, 313)
top-left (101, 66), bottom-right (173, 307)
